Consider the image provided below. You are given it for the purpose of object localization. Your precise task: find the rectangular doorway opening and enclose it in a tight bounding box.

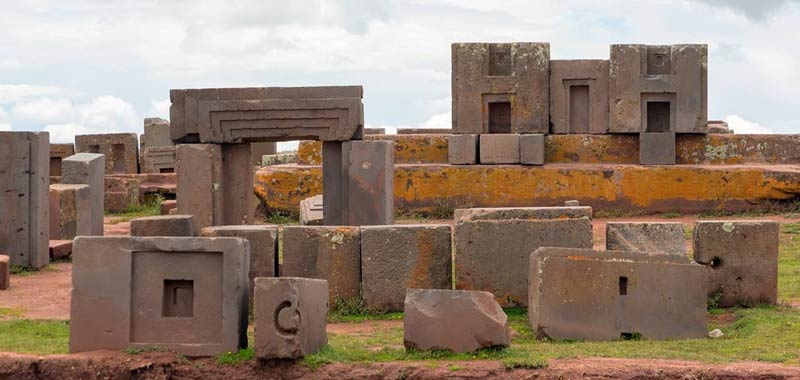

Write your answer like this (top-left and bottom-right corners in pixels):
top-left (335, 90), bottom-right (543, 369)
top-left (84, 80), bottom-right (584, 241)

top-left (569, 85), bottom-right (590, 133)
top-left (163, 279), bottom-right (194, 317)
top-left (488, 102), bottom-right (512, 134)
top-left (646, 102), bottom-right (671, 132)
top-left (50, 157), bottom-right (62, 177)
top-left (111, 143), bottom-right (126, 174)
top-left (619, 276), bottom-right (629, 295)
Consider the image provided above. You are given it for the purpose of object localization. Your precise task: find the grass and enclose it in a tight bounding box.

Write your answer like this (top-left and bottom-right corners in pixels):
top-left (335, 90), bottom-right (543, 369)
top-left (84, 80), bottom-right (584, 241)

top-left (0, 320), bottom-right (69, 355)
top-left (105, 193), bottom-right (165, 223)
top-left (264, 211), bottom-right (299, 225)
top-left (779, 223), bottom-right (800, 303)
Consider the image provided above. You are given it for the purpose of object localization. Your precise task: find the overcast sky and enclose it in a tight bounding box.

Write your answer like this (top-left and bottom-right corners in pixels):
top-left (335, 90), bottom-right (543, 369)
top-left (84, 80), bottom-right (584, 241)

top-left (1, 0), bottom-right (798, 146)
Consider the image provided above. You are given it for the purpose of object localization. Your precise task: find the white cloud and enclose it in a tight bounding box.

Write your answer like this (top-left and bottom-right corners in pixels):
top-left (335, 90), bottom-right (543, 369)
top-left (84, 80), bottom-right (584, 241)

top-left (419, 112), bottom-right (451, 129)
top-left (44, 123), bottom-right (90, 143)
top-left (27, 95), bottom-right (141, 143)
top-left (0, 85), bottom-right (78, 104)
top-left (724, 115), bottom-right (773, 134)
top-left (11, 98), bottom-right (77, 124)
top-left (148, 99), bottom-right (171, 120)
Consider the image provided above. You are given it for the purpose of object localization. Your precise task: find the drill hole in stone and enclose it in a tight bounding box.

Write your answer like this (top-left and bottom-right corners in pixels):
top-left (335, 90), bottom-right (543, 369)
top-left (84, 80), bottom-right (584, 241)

top-left (163, 279), bottom-right (194, 317)
top-left (619, 276), bottom-right (628, 296)
top-left (710, 257), bottom-right (723, 269)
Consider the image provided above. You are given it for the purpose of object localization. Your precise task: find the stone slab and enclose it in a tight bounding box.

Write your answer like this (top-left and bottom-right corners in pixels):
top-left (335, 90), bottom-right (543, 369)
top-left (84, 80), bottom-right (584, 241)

top-left (262, 152), bottom-right (298, 166)
top-left (75, 133), bottom-right (139, 174)
top-left (200, 225), bottom-right (278, 299)
top-left (606, 222), bottom-right (686, 256)
top-left (69, 236), bottom-right (250, 356)
top-left (397, 128), bottom-right (452, 134)
top-left (693, 221), bottom-right (779, 307)
top-left (130, 215), bottom-right (197, 237)
top-left (221, 144), bottom-right (254, 225)
top-left (280, 226), bottom-right (361, 303)
top-left (403, 289), bottom-right (510, 353)
top-left (447, 134), bottom-right (478, 165)
top-left (343, 140), bottom-right (394, 225)
top-left (364, 127), bottom-right (386, 134)
top-left (550, 60), bottom-right (610, 134)
top-left (640, 133), bottom-right (676, 165)
top-left (479, 134), bottom-right (520, 164)
top-left (49, 240), bottom-right (73, 261)
top-left (0, 255), bottom-right (9, 290)
top-left (454, 206), bottom-right (593, 222)
top-left (519, 134), bottom-right (545, 165)
top-left (160, 199), bottom-right (177, 215)
top-left (253, 277), bottom-right (328, 359)
top-left (361, 225), bottom-right (452, 312)
top-left (176, 144), bottom-right (222, 229)
top-left (49, 184), bottom-right (91, 240)
top-left (455, 217), bottom-right (593, 306)
top-left (143, 118), bottom-right (173, 148)
top-left (299, 195), bottom-right (324, 225)
top-left (62, 153), bottom-right (105, 236)
top-left (529, 247), bottom-right (707, 341)
top-left (141, 146), bottom-right (176, 173)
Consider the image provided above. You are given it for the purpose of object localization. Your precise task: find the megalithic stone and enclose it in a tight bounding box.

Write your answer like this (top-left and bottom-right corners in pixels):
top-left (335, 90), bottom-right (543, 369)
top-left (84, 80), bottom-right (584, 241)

top-left (62, 153), bottom-right (105, 236)
top-left (176, 144), bottom-right (222, 229)
top-left (49, 184), bottom-right (92, 240)
top-left (343, 140), bottom-right (394, 225)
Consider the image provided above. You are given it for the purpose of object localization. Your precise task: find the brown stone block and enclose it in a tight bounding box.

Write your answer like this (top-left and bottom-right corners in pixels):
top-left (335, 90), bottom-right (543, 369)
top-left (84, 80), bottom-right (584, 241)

top-left (49, 240), bottom-right (73, 261)
top-left (143, 118), bottom-right (172, 148)
top-left (176, 144), bottom-right (222, 229)
top-left (49, 184), bottom-right (91, 240)
top-left (49, 143), bottom-right (75, 177)
top-left (200, 225), bottom-right (278, 299)
top-left (62, 153), bottom-right (105, 235)
top-left (479, 134), bottom-right (520, 164)
top-left (0, 255), bottom-right (9, 290)
top-left (550, 60), bottom-right (610, 134)
top-left (141, 146), bottom-right (176, 174)
top-left (606, 222), bottom-right (686, 256)
top-left (160, 199), bottom-right (177, 215)
top-left (75, 133), bottom-right (139, 174)
top-left (454, 206), bottom-right (593, 222)
top-left (343, 140), bottom-right (394, 225)
top-left (447, 134), bottom-right (478, 165)
top-left (130, 215), bottom-right (197, 237)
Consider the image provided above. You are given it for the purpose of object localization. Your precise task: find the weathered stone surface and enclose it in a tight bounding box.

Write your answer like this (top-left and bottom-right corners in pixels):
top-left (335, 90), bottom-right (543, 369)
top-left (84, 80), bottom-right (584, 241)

top-left (343, 140), bottom-right (394, 225)
top-left (170, 86), bottom-right (364, 143)
top-left (550, 60), bottom-right (610, 134)
top-left (606, 222), bottom-right (686, 256)
top-left (455, 218), bottom-right (593, 306)
top-left (452, 43), bottom-right (550, 134)
top-left (253, 277), bottom-right (328, 359)
top-left (160, 199), bottom-right (177, 215)
top-left (397, 128), bottom-right (452, 134)
top-left (49, 184), bottom-right (91, 240)
top-left (0, 255), bottom-right (9, 290)
top-left (262, 152), bottom-right (298, 166)
top-left (693, 221), bottom-right (779, 307)
top-left (299, 134), bottom-right (450, 165)
top-left (364, 127), bottom-right (385, 135)
top-left (0, 131), bottom-right (50, 268)
top-left (299, 195), bottom-right (323, 225)
top-left (321, 141), bottom-right (347, 225)
top-left (454, 206), bottom-right (593, 222)
top-left (200, 225), bottom-right (278, 299)
top-left (49, 143), bottom-right (75, 177)
top-left (529, 247), bottom-right (707, 341)
top-left (62, 153), bottom-right (105, 236)
top-left (221, 144), bottom-right (254, 225)
top-left (103, 175), bottom-right (140, 213)
top-left (564, 200), bottom-right (580, 206)
top-left (75, 133), bottom-right (139, 174)
top-left (361, 225), bottom-right (452, 312)
top-left (142, 146), bottom-right (176, 173)
top-left (251, 142), bottom-right (277, 166)
top-left (176, 144), bottom-right (222, 229)
top-left (706, 120), bottom-right (731, 134)
top-left (69, 236), bottom-right (250, 356)
top-left (403, 289), bottom-right (510, 353)
top-left (610, 44), bottom-right (707, 133)
top-left (519, 134), bottom-right (545, 165)
top-left (143, 118), bottom-right (173, 148)
top-left (130, 215), bottom-right (197, 237)
top-left (447, 134), bottom-right (478, 165)
top-left (281, 226), bottom-right (360, 303)
top-left (49, 240), bottom-right (73, 261)
top-left (640, 133), bottom-right (676, 165)
top-left (479, 134), bottom-right (520, 164)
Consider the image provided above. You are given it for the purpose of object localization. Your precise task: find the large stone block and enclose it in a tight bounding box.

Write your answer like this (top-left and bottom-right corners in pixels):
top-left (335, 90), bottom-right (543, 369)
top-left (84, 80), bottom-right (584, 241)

top-left (69, 236), bottom-right (250, 356)
top-left (49, 184), bottom-right (91, 240)
top-left (160, 199), bottom-right (177, 215)
top-left (281, 226), bottom-right (361, 303)
top-left (141, 146), bottom-right (176, 173)
top-left (62, 153), bottom-right (105, 236)
top-left (262, 152), bottom-right (297, 166)
top-left (609, 44), bottom-right (707, 133)
top-left (0, 255), bottom-right (9, 290)
top-left (200, 225), bottom-right (278, 299)
top-left (343, 140), bottom-right (394, 225)
top-left (221, 143), bottom-right (254, 225)
top-left (299, 195), bottom-right (323, 226)
top-left (130, 215), bottom-right (197, 237)
top-left (403, 289), bottom-right (510, 353)
top-left (447, 134), bottom-right (478, 165)
top-left (322, 141), bottom-right (347, 225)
top-left (640, 132), bottom-right (676, 165)
top-left (170, 86), bottom-right (364, 143)
top-left (606, 222), bottom-right (686, 256)
top-left (693, 221), bottom-right (779, 307)
top-left (253, 277), bottom-right (328, 359)
top-left (0, 131), bottom-right (50, 268)
top-left (49, 240), bottom-right (73, 261)
top-left (361, 225), bottom-right (452, 312)
top-left (529, 247), bottom-right (707, 341)
top-left (251, 142), bottom-right (277, 166)
top-left (452, 43), bottom-right (550, 134)
top-left (550, 60), bottom-right (610, 134)
top-left (454, 206), bottom-right (593, 222)
top-left (49, 143), bottom-right (75, 177)
top-left (75, 133), bottom-right (139, 174)
top-left (519, 134), bottom-right (545, 165)
top-left (455, 217), bottom-right (593, 306)
top-left (176, 144), bottom-right (222, 229)
top-left (479, 134), bottom-right (520, 164)
top-left (143, 118), bottom-right (173, 148)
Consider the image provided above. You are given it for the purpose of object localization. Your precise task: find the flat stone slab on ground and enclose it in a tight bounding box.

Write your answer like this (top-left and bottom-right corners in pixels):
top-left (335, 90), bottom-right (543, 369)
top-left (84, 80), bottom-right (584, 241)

top-left (49, 240), bottom-right (73, 261)
top-left (130, 215), bottom-right (198, 237)
top-left (606, 222), bottom-right (687, 256)
top-left (454, 206), bottom-right (593, 222)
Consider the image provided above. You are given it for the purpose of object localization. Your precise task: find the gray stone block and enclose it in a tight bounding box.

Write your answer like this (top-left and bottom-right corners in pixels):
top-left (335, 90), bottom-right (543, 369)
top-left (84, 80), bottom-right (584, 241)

top-left (200, 225), bottom-right (278, 299)
top-left (640, 132), bottom-right (676, 165)
top-left (693, 221), bottom-right (779, 307)
top-left (143, 118), bottom-right (173, 148)
top-left (0, 255), bottom-right (9, 290)
top-left (75, 133), bottom-right (139, 174)
top-left (299, 195), bottom-right (323, 225)
top-left (344, 140), bottom-right (394, 225)
top-left (49, 184), bottom-right (91, 240)
top-left (519, 134), bottom-right (545, 165)
top-left (606, 222), bottom-right (687, 256)
top-left (455, 218), bottom-right (593, 306)
top-left (254, 277), bottom-right (327, 359)
top-left (447, 134), bottom-right (478, 165)
top-left (403, 289), bottom-right (510, 353)
top-left (479, 134), bottom-right (520, 164)
top-left (361, 225), bottom-right (452, 312)
top-left (322, 141), bottom-right (346, 225)
top-left (141, 146), bottom-right (176, 174)
top-left (550, 60), bottom-right (610, 134)
top-left (454, 206), bottom-right (592, 222)
top-left (529, 247), bottom-right (707, 341)
top-left (130, 215), bottom-right (197, 237)
top-left (221, 143), bottom-right (254, 225)
top-left (176, 144), bottom-right (222, 229)
top-left (69, 236), bottom-right (250, 356)
top-left (62, 153), bottom-right (105, 236)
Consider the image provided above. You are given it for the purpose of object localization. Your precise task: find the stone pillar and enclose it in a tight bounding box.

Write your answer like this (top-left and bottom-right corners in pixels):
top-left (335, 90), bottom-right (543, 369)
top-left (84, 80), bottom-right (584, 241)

top-left (321, 141), bottom-right (346, 225)
top-left (344, 140), bottom-right (394, 225)
top-left (221, 144), bottom-right (253, 225)
top-left (49, 184), bottom-right (92, 240)
top-left (0, 131), bottom-right (50, 268)
top-left (176, 144), bottom-right (222, 229)
top-left (62, 153), bottom-right (105, 236)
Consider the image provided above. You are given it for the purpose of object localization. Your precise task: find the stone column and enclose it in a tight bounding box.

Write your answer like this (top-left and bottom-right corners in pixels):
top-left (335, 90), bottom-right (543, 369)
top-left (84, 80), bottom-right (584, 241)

top-left (176, 144), bottom-right (222, 229)
top-left (321, 141), bottom-right (346, 225)
top-left (221, 144), bottom-right (254, 225)
top-left (344, 140), bottom-right (394, 225)
top-left (62, 153), bottom-right (105, 236)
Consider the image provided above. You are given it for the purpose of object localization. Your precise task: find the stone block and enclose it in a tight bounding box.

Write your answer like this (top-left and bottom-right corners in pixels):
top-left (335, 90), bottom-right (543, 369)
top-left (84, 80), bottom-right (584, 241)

top-left (62, 153), bottom-right (105, 236)
top-left (447, 134), bottom-right (478, 165)
top-left (170, 86), bottom-right (364, 143)
top-left (550, 60), bottom-right (610, 134)
top-left (397, 128), bottom-right (452, 134)
top-left (0, 131), bottom-right (50, 268)
top-left (75, 133), bottom-right (139, 174)
top-left (49, 240), bottom-right (73, 261)
top-left (262, 152), bottom-right (298, 166)
top-left (606, 222), bottom-right (686, 256)
top-left (49, 184), bottom-right (91, 240)
top-left (200, 225), bottom-right (278, 299)
top-left (529, 247), bottom-right (707, 340)
top-left (609, 44), bottom-right (707, 133)
top-left (344, 140), bottom-right (394, 225)
top-left (322, 141), bottom-right (347, 225)
top-left (49, 143), bottom-right (75, 177)
top-left (361, 225), bottom-right (452, 312)
top-left (403, 289), bottom-right (510, 353)
top-left (281, 226), bottom-right (360, 303)
top-left (299, 195), bottom-right (323, 225)
top-left (0, 255), bottom-right (9, 290)
top-left (176, 144), bottom-right (222, 229)
top-left (454, 206), bottom-right (592, 222)
top-left (452, 43), bottom-right (550, 134)
top-left (693, 221), bottom-right (779, 307)
top-left (141, 146), bottom-right (176, 173)
top-left (160, 199), bottom-right (177, 215)
top-left (564, 200), bottom-right (579, 206)
top-left (519, 134), bottom-right (545, 165)
top-left (221, 144), bottom-right (254, 225)
top-left (364, 127), bottom-right (385, 134)
top-left (640, 133), bottom-right (676, 165)
top-left (69, 236), bottom-right (250, 356)
top-left (253, 277), bottom-right (328, 359)
top-left (251, 142), bottom-right (277, 166)
top-left (143, 118), bottom-right (173, 148)
top-left (130, 215), bottom-right (197, 237)
top-left (479, 134), bottom-right (520, 164)
top-left (455, 218), bottom-right (593, 306)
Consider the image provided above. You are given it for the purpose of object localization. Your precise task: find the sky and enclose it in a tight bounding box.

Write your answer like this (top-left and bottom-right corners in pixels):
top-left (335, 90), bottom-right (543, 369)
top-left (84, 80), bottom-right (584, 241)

top-left (0, 0), bottom-right (798, 149)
